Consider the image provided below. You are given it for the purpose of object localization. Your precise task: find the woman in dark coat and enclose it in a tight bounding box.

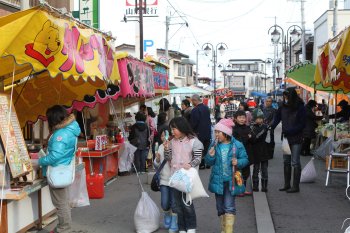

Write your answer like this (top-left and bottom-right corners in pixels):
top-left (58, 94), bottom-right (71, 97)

top-left (271, 87), bottom-right (306, 193)
top-left (302, 100), bottom-right (321, 156)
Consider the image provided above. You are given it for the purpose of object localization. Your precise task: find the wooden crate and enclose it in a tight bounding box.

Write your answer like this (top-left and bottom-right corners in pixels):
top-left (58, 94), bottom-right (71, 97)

top-left (325, 155), bottom-right (348, 169)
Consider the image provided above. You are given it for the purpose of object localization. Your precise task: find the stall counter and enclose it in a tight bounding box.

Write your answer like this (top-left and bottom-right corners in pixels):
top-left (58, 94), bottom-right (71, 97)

top-left (77, 144), bottom-right (124, 183)
top-left (0, 163), bottom-right (85, 233)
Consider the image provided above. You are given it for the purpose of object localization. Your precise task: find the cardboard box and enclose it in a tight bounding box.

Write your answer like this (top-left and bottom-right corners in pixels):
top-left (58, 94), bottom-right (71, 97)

top-left (326, 155), bottom-right (348, 169)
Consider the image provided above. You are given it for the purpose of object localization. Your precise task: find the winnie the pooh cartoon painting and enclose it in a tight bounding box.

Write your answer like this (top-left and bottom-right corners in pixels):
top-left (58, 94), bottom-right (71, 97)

top-left (25, 20), bottom-right (61, 67)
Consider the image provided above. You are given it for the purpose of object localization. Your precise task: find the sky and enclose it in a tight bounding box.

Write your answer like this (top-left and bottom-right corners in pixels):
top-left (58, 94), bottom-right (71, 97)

top-left (96, 0), bottom-right (330, 78)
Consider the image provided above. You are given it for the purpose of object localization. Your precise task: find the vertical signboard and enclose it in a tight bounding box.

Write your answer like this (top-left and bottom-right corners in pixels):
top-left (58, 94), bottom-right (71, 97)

top-left (0, 94), bottom-right (32, 178)
top-left (79, 0), bottom-right (99, 29)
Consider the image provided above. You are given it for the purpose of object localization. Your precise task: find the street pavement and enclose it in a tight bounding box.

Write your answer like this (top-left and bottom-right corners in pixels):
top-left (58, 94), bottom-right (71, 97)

top-left (38, 125), bottom-right (350, 233)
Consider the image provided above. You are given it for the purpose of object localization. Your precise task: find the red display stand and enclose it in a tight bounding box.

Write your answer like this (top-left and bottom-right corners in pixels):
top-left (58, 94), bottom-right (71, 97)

top-left (77, 144), bottom-right (121, 184)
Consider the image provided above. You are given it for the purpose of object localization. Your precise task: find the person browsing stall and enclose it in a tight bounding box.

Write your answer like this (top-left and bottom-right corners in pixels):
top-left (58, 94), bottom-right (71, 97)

top-left (38, 105), bottom-right (81, 233)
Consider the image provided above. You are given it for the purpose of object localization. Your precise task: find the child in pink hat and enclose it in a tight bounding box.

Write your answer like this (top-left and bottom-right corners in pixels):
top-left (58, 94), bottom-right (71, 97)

top-left (204, 118), bottom-right (249, 233)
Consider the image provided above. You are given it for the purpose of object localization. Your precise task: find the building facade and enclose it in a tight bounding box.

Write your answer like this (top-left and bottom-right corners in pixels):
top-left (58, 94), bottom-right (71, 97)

top-left (115, 44), bottom-right (195, 88)
top-left (0, 0), bottom-right (73, 17)
top-left (221, 59), bottom-right (273, 97)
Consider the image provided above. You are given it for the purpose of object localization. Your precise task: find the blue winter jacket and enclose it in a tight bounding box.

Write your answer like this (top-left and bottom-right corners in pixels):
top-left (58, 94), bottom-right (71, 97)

top-left (205, 137), bottom-right (249, 196)
top-left (39, 115), bottom-right (81, 176)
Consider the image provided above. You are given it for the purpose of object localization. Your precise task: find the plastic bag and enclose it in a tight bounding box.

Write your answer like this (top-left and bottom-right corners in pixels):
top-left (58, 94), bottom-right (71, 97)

top-left (69, 168), bottom-right (90, 208)
top-left (313, 136), bottom-right (333, 159)
top-left (134, 192), bottom-right (160, 233)
top-left (300, 157), bottom-right (317, 183)
top-left (282, 139), bottom-right (291, 155)
top-left (185, 168), bottom-right (209, 204)
top-left (342, 218), bottom-right (350, 233)
top-left (168, 168), bottom-right (193, 193)
top-left (119, 142), bottom-right (137, 172)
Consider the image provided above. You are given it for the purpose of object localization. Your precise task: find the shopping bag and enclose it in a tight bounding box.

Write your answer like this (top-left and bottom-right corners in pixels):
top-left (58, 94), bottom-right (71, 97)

top-left (300, 157), bottom-right (317, 183)
top-left (47, 157), bottom-right (75, 188)
top-left (232, 170), bottom-right (245, 196)
top-left (168, 168), bottom-right (193, 193)
top-left (185, 168), bottom-right (209, 204)
top-left (147, 148), bottom-right (153, 160)
top-left (69, 168), bottom-right (90, 207)
top-left (134, 192), bottom-right (160, 233)
top-left (119, 142), bottom-right (137, 172)
top-left (282, 139), bottom-right (291, 155)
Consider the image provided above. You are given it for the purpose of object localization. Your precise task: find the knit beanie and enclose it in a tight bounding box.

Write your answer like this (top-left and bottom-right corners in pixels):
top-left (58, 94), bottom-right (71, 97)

top-left (214, 118), bottom-right (234, 136)
top-left (252, 108), bottom-right (264, 121)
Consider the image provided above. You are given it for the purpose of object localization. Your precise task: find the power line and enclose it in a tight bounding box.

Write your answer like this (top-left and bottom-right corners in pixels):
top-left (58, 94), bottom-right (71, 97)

top-left (174, 0), bottom-right (267, 23)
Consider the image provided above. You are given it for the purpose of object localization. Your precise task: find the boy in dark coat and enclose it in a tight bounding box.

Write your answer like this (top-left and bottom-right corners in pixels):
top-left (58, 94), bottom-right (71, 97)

top-left (232, 110), bottom-right (252, 195)
top-left (250, 109), bottom-right (272, 192)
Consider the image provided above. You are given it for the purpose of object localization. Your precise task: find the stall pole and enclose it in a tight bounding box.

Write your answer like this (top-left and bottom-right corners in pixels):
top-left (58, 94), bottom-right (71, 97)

top-left (37, 189), bottom-right (43, 230)
top-left (334, 91), bottom-right (338, 141)
top-left (0, 200), bottom-right (7, 233)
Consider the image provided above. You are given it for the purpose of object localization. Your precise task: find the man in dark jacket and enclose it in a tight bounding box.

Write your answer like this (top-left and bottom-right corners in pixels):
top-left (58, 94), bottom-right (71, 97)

top-left (302, 100), bottom-right (322, 156)
top-left (272, 87), bottom-right (306, 193)
top-left (262, 97), bottom-right (276, 143)
top-left (329, 99), bottom-right (350, 122)
top-left (190, 94), bottom-right (212, 169)
top-left (128, 112), bottom-right (150, 173)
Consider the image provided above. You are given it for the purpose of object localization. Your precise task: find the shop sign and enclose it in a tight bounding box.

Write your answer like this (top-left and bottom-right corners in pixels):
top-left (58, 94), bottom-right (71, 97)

top-left (5, 9), bottom-right (119, 82)
top-left (125, 0), bottom-right (159, 18)
top-left (153, 64), bottom-right (168, 91)
top-left (229, 76), bottom-right (245, 89)
top-left (118, 57), bottom-right (155, 97)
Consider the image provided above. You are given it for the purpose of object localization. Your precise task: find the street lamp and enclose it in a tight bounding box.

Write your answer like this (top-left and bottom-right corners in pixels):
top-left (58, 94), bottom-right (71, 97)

top-left (218, 63), bottom-right (231, 88)
top-left (202, 42), bottom-right (228, 102)
top-left (268, 24), bottom-right (284, 100)
top-left (264, 58), bottom-right (273, 94)
top-left (286, 25), bottom-right (302, 67)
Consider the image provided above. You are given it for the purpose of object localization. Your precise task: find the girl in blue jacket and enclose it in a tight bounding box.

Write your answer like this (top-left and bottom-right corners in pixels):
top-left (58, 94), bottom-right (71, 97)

top-left (39, 105), bottom-right (81, 233)
top-left (205, 118), bottom-right (249, 233)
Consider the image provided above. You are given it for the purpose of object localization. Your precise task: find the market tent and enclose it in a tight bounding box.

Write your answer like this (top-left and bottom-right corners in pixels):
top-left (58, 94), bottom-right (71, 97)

top-left (314, 26), bottom-right (350, 93)
top-left (251, 91), bottom-right (267, 97)
top-left (0, 5), bottom-right (121, 126)
top-left (170, 86), bottom-right (210, 95)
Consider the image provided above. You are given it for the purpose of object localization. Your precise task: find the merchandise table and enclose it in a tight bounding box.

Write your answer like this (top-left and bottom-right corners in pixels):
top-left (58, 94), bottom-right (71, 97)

top-left (77, 144), bottom-right (124, 183)
top-left (0, 163), bottom-right (85, 233)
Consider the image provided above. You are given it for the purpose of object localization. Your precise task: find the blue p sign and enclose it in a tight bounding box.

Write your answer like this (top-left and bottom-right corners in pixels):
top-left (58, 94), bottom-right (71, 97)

top-left (144, 40), bottom-right (154, 52)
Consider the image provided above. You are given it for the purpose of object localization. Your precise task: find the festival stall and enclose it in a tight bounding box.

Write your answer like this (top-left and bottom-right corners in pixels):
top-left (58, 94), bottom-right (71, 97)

top-left (0, 4), bottom-right (124, 232)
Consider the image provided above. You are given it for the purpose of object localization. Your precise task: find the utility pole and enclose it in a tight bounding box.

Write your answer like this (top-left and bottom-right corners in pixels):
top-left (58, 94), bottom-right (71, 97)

top-left (165, 16), bottom-right (170, 62)
top-left (136, 0), bottom-right (145, 59)
top-left (332, 0), bottom-right (338, 37)
top-left (20, 0), bottom-right (30, 10)
top-left (300, 0), bottom-right (306, 61)
top-left (196, 50), bottom-right (199, 86)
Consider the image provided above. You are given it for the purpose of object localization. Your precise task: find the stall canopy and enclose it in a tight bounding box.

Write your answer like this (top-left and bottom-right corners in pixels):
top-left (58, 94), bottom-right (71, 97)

top-left (251, 91), bottom-right (267, 97)
top-left (170, 86), bottom-right (211, 95)
top-left (286, 63), bottom-right (335, 93)
top-left (314, 26), bottom-right (350, 93)
top-left (0, 5), bottom-right (121, 126)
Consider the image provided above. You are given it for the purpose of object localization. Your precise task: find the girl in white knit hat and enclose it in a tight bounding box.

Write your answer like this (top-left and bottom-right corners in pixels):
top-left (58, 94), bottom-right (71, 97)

top-left (205, 119), bottom-right (249, 233)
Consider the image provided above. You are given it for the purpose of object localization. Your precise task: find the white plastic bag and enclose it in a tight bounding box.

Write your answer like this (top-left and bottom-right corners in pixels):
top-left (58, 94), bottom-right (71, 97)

top-left (185, 168), bottom-right (209, 204)
top-left (119, 142), bottom-right (137, 172)
top-left (168, 168), bottom-right (193, 193)
top-left (282, 139), bottom-right (291, 155)
top-left (300, 157), bottom-right (317, 183)
top-left (69, 168), bottom-right (90, 208)
top-left (134, 192), bottom-right (160, 233)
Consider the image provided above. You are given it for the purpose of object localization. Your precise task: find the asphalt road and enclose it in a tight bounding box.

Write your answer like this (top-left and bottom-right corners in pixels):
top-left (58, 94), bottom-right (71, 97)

top-left (38, 125), bottom-right (350, 233)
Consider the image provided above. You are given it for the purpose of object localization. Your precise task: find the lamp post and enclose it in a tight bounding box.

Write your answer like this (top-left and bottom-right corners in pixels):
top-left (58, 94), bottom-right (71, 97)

top-left (268, 24), bottom-right (284, 100)
top-left (264, 58), bottom-right (273, 94)
top-left (202, 42), bottom-right (228, 102)
top-left (286, 25), bottom-right (303, 67)
top-left (218, 63), bottom-right (231, 88)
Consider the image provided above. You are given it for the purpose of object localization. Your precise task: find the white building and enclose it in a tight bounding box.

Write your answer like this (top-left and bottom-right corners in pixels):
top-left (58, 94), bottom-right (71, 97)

top-left (221, 59), bottom-right (274, 97)
top-left (313, 7), bottom-right (350, 63)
